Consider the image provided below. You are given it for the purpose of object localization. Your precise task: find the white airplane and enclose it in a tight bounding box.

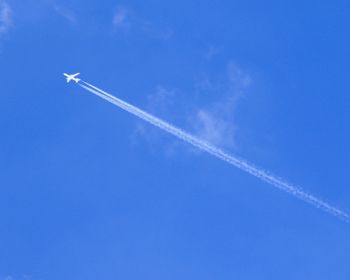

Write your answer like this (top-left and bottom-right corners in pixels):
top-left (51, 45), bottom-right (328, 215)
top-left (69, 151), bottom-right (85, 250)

top-left (64, 73), bottom-right (80, 83)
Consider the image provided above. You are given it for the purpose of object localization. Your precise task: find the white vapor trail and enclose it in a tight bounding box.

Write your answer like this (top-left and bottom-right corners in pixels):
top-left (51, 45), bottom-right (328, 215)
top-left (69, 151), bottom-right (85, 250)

top-left (77, 80), bottom-right (350, 222)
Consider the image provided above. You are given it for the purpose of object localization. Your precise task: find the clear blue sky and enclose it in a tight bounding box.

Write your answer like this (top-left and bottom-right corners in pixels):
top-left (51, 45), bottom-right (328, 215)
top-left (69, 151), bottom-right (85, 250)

top-left (1, 0), bottom-right (350, 279)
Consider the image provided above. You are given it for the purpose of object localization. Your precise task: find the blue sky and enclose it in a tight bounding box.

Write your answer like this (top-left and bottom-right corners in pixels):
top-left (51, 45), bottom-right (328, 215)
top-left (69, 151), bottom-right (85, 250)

top-left (1, 0), bottom-right (350, 279)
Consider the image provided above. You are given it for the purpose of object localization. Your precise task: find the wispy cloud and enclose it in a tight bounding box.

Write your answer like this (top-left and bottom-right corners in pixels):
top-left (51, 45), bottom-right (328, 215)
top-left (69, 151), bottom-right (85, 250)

top-left (127, 62), bottom-right (249, 161)
top-left (191, 106), bottom-right (237, 149)
top-left (204, 45), bottom-right (222, 60)
top-left (227, 62), bottom-right (252, 89)
top-left (112, 6), bottom-right (173, 39)
top-left (54, 5), bottom-right (77, 24)
top-left (0, 0), bottom-right (12, 35)
top-left (146, 86), bottom-right (177, 117)
top-left (131, 86), bottom-right (183, 157)
top-left (112, 6), bottom-right (129, 29)
top-left (134, 63), bottom-right (252, 152)
top-left (0, 275), bottom-right (31, 280)
top-left (191, 63), bottom-right (252, 149)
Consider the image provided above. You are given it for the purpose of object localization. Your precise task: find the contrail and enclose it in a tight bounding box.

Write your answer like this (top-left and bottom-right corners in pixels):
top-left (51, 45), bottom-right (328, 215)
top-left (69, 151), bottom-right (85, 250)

top-left (77, 80), bottom-right (350, 222)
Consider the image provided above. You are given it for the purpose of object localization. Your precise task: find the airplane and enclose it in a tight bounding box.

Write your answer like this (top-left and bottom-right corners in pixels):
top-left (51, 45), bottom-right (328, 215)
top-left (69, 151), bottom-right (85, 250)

top-left (64, 73), bottom-right (80, 83)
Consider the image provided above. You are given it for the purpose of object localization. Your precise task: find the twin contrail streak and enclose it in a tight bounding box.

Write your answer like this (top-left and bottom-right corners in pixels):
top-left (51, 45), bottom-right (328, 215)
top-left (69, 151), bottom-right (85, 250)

top-left (77, 80), bottom-right (350, 222)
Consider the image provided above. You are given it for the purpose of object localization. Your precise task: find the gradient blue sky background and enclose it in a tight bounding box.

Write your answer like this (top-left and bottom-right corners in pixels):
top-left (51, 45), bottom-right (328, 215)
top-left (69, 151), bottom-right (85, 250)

top-left (1, 0), bottom-right (350, 279)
